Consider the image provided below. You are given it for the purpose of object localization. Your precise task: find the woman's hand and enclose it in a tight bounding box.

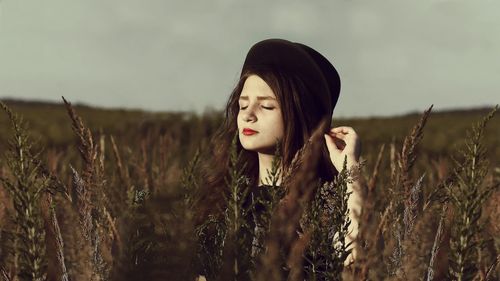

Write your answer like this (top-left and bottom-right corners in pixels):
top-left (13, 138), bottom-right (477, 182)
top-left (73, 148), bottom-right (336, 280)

top-left (324, 126), bottom-right (361, 172)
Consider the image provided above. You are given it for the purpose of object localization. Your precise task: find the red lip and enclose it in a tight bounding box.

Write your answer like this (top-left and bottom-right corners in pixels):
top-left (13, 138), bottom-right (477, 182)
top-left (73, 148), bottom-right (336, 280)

top-left (242, 128), bottom-right (258, 135)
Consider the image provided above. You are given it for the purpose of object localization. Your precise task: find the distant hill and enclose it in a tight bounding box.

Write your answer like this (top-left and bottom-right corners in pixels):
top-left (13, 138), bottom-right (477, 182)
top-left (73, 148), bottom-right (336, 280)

top-left (1, 98), bottom-right (498, 167)
top-left (0, 97), bottom-right (496, 119)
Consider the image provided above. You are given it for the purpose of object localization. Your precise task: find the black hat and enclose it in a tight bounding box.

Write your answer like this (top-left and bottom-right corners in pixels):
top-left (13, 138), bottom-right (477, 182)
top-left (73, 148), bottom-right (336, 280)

top-left (241, 38), bottom-right (341, 117)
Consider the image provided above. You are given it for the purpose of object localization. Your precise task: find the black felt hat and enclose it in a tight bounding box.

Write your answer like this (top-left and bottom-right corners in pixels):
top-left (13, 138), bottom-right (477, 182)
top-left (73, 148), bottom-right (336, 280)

top-left (241, 38), bottom-right (341, 117)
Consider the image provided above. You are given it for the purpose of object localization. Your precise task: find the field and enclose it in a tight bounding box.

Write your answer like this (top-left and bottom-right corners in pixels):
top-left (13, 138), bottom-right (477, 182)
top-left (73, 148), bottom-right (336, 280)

top-left (0, 98), bottom-right (498, 281)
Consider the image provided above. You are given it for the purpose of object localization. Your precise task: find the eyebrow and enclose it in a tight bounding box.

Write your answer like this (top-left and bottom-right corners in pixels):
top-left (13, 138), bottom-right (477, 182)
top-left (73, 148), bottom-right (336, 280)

top-left (239, 95), bottom-right (276, 101)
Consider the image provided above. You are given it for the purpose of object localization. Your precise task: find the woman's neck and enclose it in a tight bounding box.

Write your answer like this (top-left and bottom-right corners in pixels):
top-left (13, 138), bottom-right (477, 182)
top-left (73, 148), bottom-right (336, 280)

top-left (257, 152), bottom-right (283, 186)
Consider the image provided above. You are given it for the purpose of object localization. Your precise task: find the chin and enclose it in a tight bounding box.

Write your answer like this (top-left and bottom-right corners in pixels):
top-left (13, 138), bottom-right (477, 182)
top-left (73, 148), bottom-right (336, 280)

top-left (240, 142), bottom-right (259, 151)
top-left (239, 135), bottom-right (276, 153)
top-left (242, 143), bottom-right (276, 154)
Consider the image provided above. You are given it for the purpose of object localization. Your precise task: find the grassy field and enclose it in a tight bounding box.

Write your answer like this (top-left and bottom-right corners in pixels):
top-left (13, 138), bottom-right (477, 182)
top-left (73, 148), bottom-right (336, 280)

top-left (0, 98), bottom-right (498, 281)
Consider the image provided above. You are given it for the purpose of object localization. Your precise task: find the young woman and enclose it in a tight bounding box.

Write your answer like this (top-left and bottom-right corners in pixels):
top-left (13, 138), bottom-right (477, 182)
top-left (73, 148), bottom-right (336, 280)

top-left (195, 38), bottom-right (362, 279)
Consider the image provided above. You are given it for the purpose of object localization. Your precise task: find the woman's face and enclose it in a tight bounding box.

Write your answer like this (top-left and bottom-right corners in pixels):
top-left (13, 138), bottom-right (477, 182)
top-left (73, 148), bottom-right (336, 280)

top-left (237, 74), bottom-right (284, 154)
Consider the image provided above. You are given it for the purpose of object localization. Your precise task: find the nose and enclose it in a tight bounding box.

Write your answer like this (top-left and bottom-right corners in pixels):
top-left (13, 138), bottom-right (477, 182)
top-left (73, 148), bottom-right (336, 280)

top-left (243, 111), bottom-right (256, 122)
top-left (242, 104), bottom-right (257, 122)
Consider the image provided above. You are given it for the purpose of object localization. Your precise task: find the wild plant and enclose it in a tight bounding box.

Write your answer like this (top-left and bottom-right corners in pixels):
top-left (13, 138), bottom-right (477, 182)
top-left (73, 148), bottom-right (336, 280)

top-left (447, 105), bottom-right (499, 281)
top-left (0, 98), bottom-right (498, 281)
top-left (0, 101), bottom-right (50, 281)
top-left (299, 156), bottom-right (357, 281)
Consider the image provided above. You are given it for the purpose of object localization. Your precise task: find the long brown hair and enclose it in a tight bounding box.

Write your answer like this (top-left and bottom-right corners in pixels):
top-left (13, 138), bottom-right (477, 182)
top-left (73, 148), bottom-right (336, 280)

top-left (195, 65), bottom-right (338, 224)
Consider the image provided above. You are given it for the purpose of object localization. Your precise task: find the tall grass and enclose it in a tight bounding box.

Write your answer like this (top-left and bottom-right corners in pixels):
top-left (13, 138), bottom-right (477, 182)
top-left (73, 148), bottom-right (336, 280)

top-left (0, 99), bottom-right (498, 281)
top-left (446, 107), bottom-right (499, 281)
top-left (0, 102), bottom-right (49, 281)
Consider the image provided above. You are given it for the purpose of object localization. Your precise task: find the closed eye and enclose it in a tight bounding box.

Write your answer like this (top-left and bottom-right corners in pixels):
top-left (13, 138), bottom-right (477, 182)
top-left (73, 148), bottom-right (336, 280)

top-left (239, 106), bottom-right (275, 110)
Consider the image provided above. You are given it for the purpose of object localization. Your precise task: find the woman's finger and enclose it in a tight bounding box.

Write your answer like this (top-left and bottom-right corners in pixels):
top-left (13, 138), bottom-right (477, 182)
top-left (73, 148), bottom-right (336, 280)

top-left (330, 132), bottom-right (356, 143)
top-left (331, 126), bottom-right (352, 132)
top-left (326, 134), bottom-right (346, 150)
top-left (324, 134), bottom-right (342, 153)
top-left (330, 132), bottom-right (345, 139)
top-left (331, 126), bottom-right (356, 135)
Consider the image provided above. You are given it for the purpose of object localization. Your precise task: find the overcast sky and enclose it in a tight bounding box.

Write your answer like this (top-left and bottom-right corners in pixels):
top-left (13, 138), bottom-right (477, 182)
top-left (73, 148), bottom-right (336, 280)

top-left (0, 0), bottom-right (498, 118)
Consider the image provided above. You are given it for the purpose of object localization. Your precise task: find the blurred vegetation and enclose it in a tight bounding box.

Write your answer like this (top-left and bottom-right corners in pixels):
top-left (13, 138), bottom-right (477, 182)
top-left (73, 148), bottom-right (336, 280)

top-left (0, 98), bottom-right (498, 281)
top-left (1, 99), bottom-right (498, 171)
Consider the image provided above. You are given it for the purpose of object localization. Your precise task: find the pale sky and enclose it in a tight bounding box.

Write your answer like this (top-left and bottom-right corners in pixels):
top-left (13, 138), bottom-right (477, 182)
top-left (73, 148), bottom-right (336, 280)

top-left (0, 0), bottom-right (498, 118)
